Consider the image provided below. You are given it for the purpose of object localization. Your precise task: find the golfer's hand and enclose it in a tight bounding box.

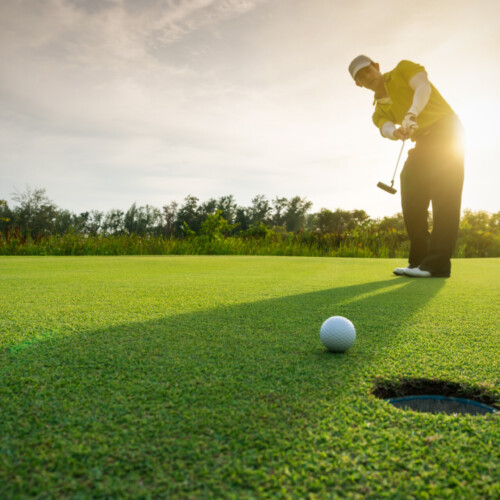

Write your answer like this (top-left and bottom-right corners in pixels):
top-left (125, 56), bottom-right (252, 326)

top-left (394, 128), bottom-right (408, 141)
top-left (401, 112), bottom-right (418, 137)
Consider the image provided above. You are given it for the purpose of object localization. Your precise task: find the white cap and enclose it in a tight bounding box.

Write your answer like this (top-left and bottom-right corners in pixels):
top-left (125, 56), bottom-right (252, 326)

top-left (348, 55), bottom-right (373, 80)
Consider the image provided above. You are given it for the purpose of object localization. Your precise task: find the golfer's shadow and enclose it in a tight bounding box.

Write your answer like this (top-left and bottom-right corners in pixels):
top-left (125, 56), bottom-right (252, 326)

top-left (4, 275), bottom-right (445, 371)
top-left (311, 276), bottom-right (445, 362)
top-left (5, 274), bottom-right (444, 392)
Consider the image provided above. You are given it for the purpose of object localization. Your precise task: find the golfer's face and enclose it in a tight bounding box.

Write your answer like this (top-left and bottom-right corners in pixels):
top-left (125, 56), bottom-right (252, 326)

top-left (356, 65), bottom-right (381, 91)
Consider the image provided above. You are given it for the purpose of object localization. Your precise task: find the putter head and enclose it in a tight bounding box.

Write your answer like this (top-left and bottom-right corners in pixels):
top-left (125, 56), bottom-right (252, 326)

top-left (377, 182), bottom-right (397, 195)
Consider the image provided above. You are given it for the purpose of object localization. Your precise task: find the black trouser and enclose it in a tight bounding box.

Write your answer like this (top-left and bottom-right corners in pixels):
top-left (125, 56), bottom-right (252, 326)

top-left (400, 114), bottom-right (464, 276)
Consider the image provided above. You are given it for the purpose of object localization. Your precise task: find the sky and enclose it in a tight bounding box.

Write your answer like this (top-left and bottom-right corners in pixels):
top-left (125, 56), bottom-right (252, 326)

top-left (1, 0), bottom-right (499, 218)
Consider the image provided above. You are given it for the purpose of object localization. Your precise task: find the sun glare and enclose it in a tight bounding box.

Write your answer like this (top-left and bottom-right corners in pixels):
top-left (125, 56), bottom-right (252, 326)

top-left (455, 99), bottom-right (499, 151)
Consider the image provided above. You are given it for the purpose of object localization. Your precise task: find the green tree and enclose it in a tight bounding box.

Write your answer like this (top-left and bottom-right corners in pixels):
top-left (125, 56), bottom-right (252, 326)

top-left (283, 196), bottom-right (313, 232)
top-left (0, 200), bottom-right (12, 235)
top-left (87, 210), bottom-right (104, 236)
top-left (248, 195), bottom-right (272, 226)
top-left (162, 201), bottom-right (178, 237)
top-left (375, 212), bottom-right (406, 232)
top-left (124, 204), bottom-right (161, 236)
top-left (102, 209), bottom-right (125, 235)
top-left (313, 208), bottom-right (337, 234)
top-left (314, 208), bottom-right (371, 234)
top-left (272, 197), bottom-right (288, 228)
top-left (55, 209), bottom-right (74, 235)
top-left (458, 210), bottom-right (499, 257)
top-left (11, 187), bottom-right (58, 238)
top-left (72, 212), bottom-right (90, 234)
top-left (0, 200), bottom-right (11, 220)
top-left (200, 210), bottom-right (239, 241)
top-left (489, 211), bottom-right (500, 231)
top-left (216, 195), bottom-right (238, 225)
top-left (176, 196), bottom-right (203, 235)
top-left (460, 210), bottom-right (491, 231)
top-left (350, 209), bottom-right (371, 228)
top-left (198, 198), bottom-right (217, 219)
top-left (234, 207), bottom-right (249, 232)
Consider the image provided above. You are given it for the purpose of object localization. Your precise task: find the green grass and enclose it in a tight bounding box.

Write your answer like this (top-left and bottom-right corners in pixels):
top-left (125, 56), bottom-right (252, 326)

top-left (0, 256), bottom-right (499, 498)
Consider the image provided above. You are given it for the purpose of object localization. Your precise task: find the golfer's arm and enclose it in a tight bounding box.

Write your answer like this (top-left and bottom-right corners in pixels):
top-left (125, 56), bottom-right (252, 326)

top-left (408, 72), bottom-right (431, 116)
top-left (379, 72), bottom-right (431, 140)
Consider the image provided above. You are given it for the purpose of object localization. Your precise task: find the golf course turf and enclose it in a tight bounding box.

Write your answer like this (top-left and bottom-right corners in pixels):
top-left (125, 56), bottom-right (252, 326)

top-left (1, 256), bottom-right (499, 498)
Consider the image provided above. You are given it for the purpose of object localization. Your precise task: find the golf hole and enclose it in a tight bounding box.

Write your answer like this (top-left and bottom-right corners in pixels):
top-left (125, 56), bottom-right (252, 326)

top-left (372, 378), bottom-right (499, 416)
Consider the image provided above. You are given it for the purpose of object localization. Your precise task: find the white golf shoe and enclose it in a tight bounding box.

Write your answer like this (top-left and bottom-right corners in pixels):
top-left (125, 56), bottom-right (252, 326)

top-left (403, 267), bottom-right (432, 278)
top-left (393, 266), bottom-right (415, 276)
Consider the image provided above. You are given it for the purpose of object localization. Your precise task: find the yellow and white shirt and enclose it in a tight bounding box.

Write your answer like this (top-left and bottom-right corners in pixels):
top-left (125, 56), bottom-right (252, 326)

top-left (372, 60), bottom-right (454, 140)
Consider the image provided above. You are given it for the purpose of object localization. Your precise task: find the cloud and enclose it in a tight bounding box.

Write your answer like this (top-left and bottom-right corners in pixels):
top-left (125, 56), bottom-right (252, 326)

top-left (0, 0), bottom-right (271, 129)
top-left (1, 0), bottom-right (499, 217)
top-left (0, 0), bottom-right (269, 65)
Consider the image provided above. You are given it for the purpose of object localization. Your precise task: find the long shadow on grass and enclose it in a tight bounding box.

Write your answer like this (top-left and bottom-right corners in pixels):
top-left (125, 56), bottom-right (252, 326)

top-left (0, 277), bottom-right (446, 496)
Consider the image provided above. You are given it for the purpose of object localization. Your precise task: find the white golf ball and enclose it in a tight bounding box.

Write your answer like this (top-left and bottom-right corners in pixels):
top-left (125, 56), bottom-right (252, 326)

top-left (320, 316), bottom-right (356, 352)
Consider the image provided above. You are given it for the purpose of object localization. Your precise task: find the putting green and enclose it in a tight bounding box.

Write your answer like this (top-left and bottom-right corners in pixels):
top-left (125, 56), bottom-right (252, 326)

top-left (1, 256), bottom-right (499, 498)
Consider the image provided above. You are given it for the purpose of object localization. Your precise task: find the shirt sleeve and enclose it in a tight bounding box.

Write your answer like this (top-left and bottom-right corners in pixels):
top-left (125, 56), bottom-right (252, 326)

top-left (372, 108), bottom-right (389, 130)
top-left (407, 72), bottom-right (432, 116)
top-left (396, 60), bottom-right (426, 82)
top-left (381, 121), bottom-right (397, 140)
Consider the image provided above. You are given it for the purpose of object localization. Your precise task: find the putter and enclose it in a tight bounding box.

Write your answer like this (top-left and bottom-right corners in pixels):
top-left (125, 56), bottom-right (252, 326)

top-left (377, 140), bottom-right (406, 195)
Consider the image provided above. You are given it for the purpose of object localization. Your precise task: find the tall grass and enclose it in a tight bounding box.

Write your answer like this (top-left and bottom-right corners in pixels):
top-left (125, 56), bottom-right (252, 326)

top-left (2, 226), bottom-right (497, 257)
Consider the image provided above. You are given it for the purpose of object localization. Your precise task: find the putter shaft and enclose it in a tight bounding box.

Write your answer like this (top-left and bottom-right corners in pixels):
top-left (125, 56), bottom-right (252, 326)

top-left (377, 140), bottom-right (406, 195)
top-left (391, 140), bottom-right (406, 184)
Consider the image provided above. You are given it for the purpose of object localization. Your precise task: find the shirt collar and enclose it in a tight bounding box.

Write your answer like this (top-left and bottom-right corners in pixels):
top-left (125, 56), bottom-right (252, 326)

top-left (373, 72), bottom-right (392, 105)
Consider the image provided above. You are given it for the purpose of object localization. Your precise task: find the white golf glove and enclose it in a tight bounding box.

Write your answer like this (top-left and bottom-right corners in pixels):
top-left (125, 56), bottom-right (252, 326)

top-left (402, 112), bottom-right (418, 135)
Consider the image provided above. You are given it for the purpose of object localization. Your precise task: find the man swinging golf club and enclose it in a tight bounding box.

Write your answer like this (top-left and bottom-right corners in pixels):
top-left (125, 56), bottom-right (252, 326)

top-left (349, 55), bottom-right (464, 278)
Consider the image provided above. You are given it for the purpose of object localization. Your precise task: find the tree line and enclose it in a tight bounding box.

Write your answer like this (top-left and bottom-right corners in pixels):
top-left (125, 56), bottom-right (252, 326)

top-left (0, 187), bottom-right (388, 238)
top-left (1, 187), bottom-right (499, 258)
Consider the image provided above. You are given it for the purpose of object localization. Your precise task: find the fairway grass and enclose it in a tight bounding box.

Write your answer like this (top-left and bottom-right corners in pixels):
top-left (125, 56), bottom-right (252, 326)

top-left (1, 256), bottom-right (499, 498)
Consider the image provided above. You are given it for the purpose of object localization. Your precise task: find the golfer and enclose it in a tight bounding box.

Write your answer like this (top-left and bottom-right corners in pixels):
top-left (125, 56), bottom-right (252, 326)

top-left (349, 56), bottom-right (464, 278)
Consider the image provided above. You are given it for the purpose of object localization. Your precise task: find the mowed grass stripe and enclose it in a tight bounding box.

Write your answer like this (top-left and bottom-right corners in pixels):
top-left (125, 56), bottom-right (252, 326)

top-left (0, 256), bottom-right (499, 498)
